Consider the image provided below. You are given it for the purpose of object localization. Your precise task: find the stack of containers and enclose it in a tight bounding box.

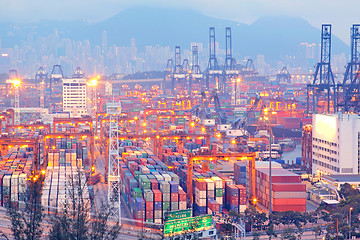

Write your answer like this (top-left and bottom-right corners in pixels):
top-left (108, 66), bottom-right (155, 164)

top-left (160, 181), bottom-right (170, 214)
top-left (236, 185), bottom-right (247, 213)
top-left (225, 185), bottom-right (239, 212)
top-left (169, 181), bottom-right (179, 211)
top-left (0, 147), bottom-right (33, 207)
top-left (234, 162), bottom-right (247, 185)
top-left (255, 165), bottom-right (306, 212)
top-left (178, 188), bottom-right (187, 210)
top-left (194, 179), bottom-right (207, 216)
top-left (144, 189), bottom-right (154, 222)
top-left (120, 143), bottom-right (189, 224)
top-left (153, 189), bottom-right (162, 224)
top-left (212, 176), bottom-right (224, 212)
top-left (41, 166), bottom-right (90, 213)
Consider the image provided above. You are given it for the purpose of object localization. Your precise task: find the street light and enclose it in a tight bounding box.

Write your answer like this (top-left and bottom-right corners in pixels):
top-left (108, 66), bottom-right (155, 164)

top-left (349, 207), bottom-right (353, 239)
top-left (264, 108), bottom-right (277, 215)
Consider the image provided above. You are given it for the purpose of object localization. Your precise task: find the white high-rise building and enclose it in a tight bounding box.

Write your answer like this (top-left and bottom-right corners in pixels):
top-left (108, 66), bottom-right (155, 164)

top-left (312, 113), bottom-right (360, 176)
top-left (62, 78), bottom-right (87, 117)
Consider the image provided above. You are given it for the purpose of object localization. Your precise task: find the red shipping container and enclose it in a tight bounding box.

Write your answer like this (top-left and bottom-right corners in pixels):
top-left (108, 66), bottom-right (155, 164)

top-left (171, 193), bottom-right (179, 202)
top-left (150, 179), bottom-right (159, 190)
top-left (178, 189), bottom-right (187, 202)
top-left (195, 179), bottom-right (207, 191)
top-left (273, 205), bottom-right (306, 212)
top-left (272, 183), bottom-right (306, 192)
top-left (273, 198), bottom-right (306, 206)
top-left (145, 201), bottom-right (153, 211)
top-left (228, 196), bottom-right (239, 205)
top-left (145, 210), bottom-right (154, 219)
top-left (152, 189), bottom-right (162, 202)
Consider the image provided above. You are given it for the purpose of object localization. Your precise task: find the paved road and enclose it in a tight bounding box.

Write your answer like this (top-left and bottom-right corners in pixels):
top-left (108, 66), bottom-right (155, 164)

top-left (93, 142), bottom-right (131, 219)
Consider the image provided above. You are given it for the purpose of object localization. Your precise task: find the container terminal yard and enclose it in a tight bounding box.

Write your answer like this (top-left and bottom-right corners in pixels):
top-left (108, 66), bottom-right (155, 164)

top-left (0, 24), bottom-right (360, 239)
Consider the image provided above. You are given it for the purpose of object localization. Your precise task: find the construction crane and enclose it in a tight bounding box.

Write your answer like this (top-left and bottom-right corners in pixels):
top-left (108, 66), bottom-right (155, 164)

top-left (35, 67), bottom-right (48, 109)
top-left (241, 59), bottom-right (257, 82)
top-left (276, 66), bottom-right (292, 84)
top-left (49, 65), bottom-right (64, 112)
top-left (73, 67), bottom-right (85, 78)
top-left (205, 27), bottom-right (222, 91)
top-left (340, 24), bottom-right (360, 112)
top-left (307, 24), bottom-right (336, 114)
top-left (190, 45), bottom-right (203, 93)
top-left (163, 59), bottom-right (174, 90)
top-left (186, 152), bottom-right (256, 206)
top-left (224, 27), bottom-right (240, 97)
top-left (227, 96), bottom-right (263, 138)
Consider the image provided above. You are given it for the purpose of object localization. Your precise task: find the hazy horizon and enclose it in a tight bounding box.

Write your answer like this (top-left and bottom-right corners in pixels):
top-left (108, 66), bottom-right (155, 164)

top-left (1, 0), bottom-right (359, 43)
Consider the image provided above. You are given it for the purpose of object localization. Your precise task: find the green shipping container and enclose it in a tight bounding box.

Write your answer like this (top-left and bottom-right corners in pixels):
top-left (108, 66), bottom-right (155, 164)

top-left (133, 188), bottom-right (142, 198)
top-left (215, 188), bottom-right (224, 197)
top-left (163, 201), bottom-right (171, 212)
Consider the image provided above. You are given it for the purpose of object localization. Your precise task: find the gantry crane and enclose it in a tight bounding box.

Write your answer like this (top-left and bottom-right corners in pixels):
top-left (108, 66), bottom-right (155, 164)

top-left (154, 113), bottom-right (192, 134)
top-left (0, 136), bottom-right (39, 168)
top-left (53, 116), bottom-right (93, 133)
top-left (6, 123), bottom-right (51, 134)
top-left (35, 67), bottom-right (48, 109)
top-left (186, 152), bottom-right (256, 206)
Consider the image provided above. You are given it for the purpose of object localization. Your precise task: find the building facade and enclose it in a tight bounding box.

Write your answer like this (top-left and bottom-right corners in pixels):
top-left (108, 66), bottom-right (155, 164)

top-left (312, 114), bottom-right (360, 176)
top-left (62, 78), bottom-right (87, 117)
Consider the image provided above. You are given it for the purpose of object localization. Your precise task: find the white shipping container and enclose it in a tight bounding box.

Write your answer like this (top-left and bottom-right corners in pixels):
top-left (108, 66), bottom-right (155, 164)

top-left (204, 179), bottom-right (215, 190)
top-left (211, 177), bottom-right (223, 188)
top-left (239, 205), bottom-right (247, 213)
top-left (195, 197), bottom-right (207, 207)
top-left (162, 174), bottom-right (171, 182)
top-left (179, 202), bottom-right (187, 210)
top-left (272, 191), bottom-right (306, 199)
top-left (195, 188), bottom-right (207, 199)
top-left (216, 197), bottom-right (223, 204)
top-left (154, 219), bottom-right (162, 224)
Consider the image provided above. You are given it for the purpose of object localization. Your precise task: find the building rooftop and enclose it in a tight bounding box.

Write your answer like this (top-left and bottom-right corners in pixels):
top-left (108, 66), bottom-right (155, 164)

top-left (323, 174), bottom-right (360, 183)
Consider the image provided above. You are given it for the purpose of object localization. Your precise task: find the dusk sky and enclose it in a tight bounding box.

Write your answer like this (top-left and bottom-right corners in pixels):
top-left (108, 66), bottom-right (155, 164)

top-left (1, 0), bottom-right (359, 43)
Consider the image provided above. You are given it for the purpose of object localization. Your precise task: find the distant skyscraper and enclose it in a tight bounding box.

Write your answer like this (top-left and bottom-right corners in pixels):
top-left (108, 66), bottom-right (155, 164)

top-left (130, 38), bottom-right (137, 60)
top-left (102, 31), bottom-right (108, 55)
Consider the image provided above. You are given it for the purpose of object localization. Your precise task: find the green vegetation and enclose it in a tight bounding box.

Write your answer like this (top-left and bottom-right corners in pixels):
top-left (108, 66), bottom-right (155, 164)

top-left (5, 171), bottom-right (121, 240)
top-left (6, 172), bottom-right (44, 240)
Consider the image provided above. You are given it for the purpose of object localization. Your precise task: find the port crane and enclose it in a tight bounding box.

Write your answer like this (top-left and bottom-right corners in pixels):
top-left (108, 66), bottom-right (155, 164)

top-left (226, 95), bottom-right (264, 138)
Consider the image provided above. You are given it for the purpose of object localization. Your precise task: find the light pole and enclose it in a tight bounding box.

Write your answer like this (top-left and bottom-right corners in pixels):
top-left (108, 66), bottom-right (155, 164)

top-left (349, 207), bottom-right (353, 239)
top-left (264, 108), bottom-right (276, 215)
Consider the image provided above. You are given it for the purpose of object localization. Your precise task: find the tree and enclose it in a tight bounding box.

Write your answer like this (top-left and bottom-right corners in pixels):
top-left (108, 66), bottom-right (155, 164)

top-left (245, 206), bottom-right (268, 231)
top-left (252, 230), bottom-right (260, 240)
top-left (313, 226), bottom-right (322, 239)
top-left (281, 227), bottom-right (296, 240)
top-left (265, 221), bottom-right (277, 240)
top-left (49, 170), bottom-right (121, 240)
top-left (6, 172), bottom-right (44, 240)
